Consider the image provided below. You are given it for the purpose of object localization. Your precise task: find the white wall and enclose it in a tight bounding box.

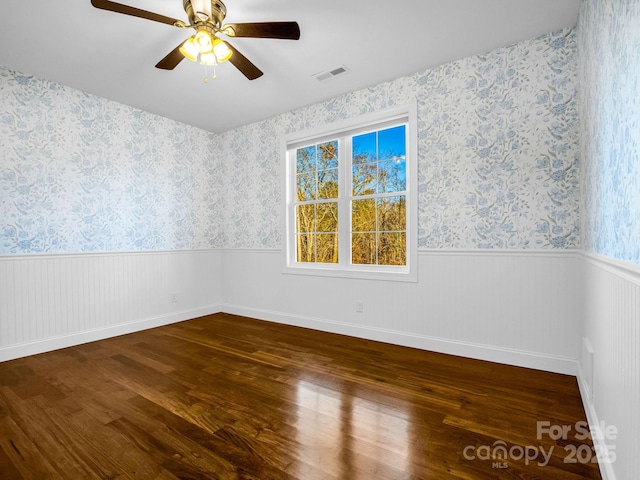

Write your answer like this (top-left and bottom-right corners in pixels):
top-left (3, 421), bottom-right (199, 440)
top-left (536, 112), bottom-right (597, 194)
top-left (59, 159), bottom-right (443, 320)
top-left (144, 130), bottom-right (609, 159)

top-left (577, 254), bottom-right (640, 480)
top-left (0, 250), bottom-right (222, 361)
top-left (213, 27), bottom-right (582, 375)
top-left (209, 28), bottom-right (582, 376)
top-left (576, 0), bottom-right (640, 478)
top-left (0, 66), bottom-right (224, 362)
top-left (222, 249), bottom-right (580, 375)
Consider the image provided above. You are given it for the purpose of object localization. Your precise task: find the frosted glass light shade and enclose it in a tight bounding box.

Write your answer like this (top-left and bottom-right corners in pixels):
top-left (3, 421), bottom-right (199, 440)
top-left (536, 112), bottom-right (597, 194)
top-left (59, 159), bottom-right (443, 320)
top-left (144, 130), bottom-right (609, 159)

top-left (179, 37), bottom-right (198, 62)
top-left (212, 38), bottom-right (232, 62)
top-left (194, 30), bottom-right (213, 54)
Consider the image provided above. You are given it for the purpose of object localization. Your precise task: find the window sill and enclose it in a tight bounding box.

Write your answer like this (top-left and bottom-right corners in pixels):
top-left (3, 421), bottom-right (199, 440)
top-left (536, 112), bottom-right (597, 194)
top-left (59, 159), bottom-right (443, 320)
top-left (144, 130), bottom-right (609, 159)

top-left (282, 264), bottom-right (418, 283)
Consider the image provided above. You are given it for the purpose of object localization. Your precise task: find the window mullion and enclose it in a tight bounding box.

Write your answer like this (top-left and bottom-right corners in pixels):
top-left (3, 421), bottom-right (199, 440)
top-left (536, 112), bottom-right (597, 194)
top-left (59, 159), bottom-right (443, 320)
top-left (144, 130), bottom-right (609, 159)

top-left (338, 137), bottom-right (350, 268)
top-left (289, 148), bottom-right (297, 266)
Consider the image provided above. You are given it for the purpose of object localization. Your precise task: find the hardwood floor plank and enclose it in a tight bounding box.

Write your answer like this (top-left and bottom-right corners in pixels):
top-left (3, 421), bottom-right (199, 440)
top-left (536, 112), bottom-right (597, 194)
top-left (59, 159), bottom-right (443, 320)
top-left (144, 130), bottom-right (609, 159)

top-left (126, 395), bottom-right (299, 480)
top-left (0, 412), bottom-right (81, 480)
top-left (0, 442), bottom-right (24, 479)
top-left (42, 410), bottom-right (142, 479)
top-left (106, 417), bottom-right (236, 479)
top-left (0, 313), bottom-right (601, 479)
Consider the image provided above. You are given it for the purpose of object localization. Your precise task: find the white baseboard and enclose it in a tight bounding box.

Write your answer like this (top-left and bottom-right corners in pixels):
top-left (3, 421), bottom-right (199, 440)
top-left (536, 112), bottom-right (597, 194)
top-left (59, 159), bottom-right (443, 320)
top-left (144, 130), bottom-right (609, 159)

top-left (222, 304), bottom-right (579, 376)
top-left (1, 302), bottom-right (578, 375)
top-left (0, 304), bottom-right (223, 362)
top-left (576, 365), bottom-right (617, 480)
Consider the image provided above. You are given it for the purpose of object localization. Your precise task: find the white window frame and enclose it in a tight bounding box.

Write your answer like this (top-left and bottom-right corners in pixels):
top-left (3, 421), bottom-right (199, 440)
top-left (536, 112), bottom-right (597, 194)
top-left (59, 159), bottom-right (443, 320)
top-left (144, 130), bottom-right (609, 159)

top-left (281, 102), bottom-right (418, 282)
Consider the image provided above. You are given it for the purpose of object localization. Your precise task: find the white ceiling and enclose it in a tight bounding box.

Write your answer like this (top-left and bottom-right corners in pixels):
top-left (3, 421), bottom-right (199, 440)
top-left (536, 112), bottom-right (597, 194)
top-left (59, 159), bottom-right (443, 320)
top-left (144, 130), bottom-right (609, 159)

top-left (0, 1), bottom-right (580, 133)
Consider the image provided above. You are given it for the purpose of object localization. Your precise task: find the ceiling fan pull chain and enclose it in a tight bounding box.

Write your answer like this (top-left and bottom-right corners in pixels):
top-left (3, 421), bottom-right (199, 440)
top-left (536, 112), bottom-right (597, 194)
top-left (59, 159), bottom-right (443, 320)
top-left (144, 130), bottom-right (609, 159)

top-left (202, 64), bottom-right (217, 83)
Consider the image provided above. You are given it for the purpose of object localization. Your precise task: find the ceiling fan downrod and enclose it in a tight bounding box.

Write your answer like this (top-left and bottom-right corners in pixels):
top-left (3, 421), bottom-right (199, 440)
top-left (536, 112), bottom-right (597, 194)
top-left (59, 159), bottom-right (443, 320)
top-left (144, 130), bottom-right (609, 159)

top-left (183, 0), bottom-right (227, 28)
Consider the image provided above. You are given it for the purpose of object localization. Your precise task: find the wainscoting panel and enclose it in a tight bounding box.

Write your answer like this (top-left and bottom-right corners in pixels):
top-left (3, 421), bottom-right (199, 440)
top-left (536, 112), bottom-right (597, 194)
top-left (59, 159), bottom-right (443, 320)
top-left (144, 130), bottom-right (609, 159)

top-left (0, 250), bottom-right (222, 361)
top-left (221, 249), bottom-right (580, 375)
top-left (579, 253), bottom-right (640, 480)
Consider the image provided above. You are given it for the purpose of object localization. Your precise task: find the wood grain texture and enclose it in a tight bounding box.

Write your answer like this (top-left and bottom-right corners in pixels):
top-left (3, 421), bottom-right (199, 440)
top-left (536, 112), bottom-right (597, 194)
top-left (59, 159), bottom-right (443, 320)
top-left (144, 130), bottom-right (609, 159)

top-left (0, 313), bottom-right (601, 479)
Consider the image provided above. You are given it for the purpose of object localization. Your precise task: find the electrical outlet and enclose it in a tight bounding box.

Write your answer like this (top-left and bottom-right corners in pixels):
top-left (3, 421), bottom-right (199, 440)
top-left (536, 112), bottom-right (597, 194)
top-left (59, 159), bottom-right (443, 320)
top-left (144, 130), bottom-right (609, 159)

top-left (171, 292), bottom-right (177, 303)
top-left (356, 301), bottom-right (364, 313)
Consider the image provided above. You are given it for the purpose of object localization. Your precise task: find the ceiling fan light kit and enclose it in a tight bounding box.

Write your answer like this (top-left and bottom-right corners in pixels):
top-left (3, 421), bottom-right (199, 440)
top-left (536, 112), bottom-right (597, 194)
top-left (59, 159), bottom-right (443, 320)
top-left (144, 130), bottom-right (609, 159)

top-left (90, 0), bottom-right (300, 81)
top-left (179, 36), bottom-right (199, 62)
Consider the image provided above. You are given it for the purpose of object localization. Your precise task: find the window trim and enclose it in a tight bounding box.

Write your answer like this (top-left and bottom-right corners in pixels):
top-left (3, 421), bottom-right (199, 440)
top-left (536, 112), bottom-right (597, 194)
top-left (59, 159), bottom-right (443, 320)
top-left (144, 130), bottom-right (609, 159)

top-left (281, 102), bottom-right (418, 282)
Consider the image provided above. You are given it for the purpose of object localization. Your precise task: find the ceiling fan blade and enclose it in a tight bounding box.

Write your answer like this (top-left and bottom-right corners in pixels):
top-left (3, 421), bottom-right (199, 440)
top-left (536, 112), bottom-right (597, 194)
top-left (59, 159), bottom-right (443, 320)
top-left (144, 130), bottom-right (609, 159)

top-left (156, 44), bottom-right (186, 70)
top-left (222, 22), bottom-right (300, 40)
top-left (225, 42), bottom-right (263, 80)
top-left (91, 0), bottom-right (182, 27)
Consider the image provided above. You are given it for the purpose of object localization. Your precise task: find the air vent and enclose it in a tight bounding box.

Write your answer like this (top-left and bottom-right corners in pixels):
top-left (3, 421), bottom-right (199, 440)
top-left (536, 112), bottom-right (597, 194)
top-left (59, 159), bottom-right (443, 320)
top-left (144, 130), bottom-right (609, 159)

top-left (313, 65), bottom-right (350, 82)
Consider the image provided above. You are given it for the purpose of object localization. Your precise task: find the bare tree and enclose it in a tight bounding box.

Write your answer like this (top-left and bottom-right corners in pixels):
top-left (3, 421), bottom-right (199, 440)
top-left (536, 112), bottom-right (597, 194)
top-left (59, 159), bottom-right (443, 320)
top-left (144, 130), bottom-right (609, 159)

top-left (295, 133), bottom-right (406, 266)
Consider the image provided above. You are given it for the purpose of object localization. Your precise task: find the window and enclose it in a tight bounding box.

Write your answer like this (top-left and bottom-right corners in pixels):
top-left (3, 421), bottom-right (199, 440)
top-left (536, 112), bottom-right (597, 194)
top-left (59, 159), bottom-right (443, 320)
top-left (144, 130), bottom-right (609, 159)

top-left (283, 104), bottom-right (417, 281)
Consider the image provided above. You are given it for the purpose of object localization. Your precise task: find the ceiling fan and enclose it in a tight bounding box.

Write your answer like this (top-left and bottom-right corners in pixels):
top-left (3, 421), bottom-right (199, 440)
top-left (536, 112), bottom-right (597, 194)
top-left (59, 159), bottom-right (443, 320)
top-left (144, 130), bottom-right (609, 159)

top-left (91, 0), bottom-right (300, 80)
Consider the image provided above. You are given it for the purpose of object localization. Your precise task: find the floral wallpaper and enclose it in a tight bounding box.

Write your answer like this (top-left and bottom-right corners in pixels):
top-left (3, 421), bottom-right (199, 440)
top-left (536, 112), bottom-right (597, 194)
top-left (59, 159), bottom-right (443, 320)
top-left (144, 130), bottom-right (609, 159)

top-left (1, 28), bottom-right (580, 255)
top-left (578, 0), bottom-right (640, 264)
top-left (219, 28), bottom-right (580, 250)
top-left (0, 69), bottom-right (222, 254)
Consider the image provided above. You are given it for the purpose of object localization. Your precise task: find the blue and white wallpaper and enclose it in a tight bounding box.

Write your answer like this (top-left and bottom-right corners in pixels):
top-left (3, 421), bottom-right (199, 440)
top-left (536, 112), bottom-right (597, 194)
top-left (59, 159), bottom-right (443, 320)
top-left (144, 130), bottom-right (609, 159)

top-left (219, 28), bottom-right (580, 250)
top-left (2, 28), bottom-right (580, 255)
top-left (578, 0), bottom-right (640, 264)
top-left (0, 69), bottom-right (223, 254)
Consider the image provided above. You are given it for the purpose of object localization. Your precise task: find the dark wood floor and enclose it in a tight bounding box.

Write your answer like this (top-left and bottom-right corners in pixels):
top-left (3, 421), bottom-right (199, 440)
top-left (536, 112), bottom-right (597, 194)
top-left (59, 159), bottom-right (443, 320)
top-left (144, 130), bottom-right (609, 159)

top-left (0, 313), bottom-right (601, 479)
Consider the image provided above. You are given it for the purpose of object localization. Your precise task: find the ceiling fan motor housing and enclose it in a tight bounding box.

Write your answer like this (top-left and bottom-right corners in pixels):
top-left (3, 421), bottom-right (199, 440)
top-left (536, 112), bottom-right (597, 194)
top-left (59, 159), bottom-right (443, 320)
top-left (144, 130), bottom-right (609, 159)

top-left (183, 0), bottom-right (227, 27)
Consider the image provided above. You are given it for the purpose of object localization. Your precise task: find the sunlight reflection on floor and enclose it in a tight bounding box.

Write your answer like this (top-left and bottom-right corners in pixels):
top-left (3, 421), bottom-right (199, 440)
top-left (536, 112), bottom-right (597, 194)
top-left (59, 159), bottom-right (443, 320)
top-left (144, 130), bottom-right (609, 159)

top-left (294, 379), bottom-right (410, 479)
